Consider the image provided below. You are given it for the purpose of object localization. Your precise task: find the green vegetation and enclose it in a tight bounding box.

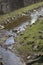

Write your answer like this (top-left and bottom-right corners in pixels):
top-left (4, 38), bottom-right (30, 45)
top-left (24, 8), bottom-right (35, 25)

top-left (32, 63), bottom-right (43, 65)
top-left (13, 18), bottom-right (43, 59)
top-left (0, 2), bottom-right (43, 23)
top-left (0, 1), bottom-right (43, 65)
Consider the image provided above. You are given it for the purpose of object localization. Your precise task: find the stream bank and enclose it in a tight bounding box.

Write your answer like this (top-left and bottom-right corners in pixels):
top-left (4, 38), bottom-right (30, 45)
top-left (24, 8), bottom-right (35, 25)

top-left (11, 7), bottom-right (43, 65)
top-left (0, 6), bottom-right (43, 65)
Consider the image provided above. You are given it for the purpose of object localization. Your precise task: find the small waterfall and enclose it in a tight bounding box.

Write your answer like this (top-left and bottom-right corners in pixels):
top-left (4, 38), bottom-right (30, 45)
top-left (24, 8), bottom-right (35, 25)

top-left (31, 8), bottom-right (43, 24)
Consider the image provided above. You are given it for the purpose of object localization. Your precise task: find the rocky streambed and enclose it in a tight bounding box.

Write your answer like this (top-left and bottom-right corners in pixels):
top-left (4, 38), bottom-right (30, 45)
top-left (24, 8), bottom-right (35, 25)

top-left (0, 7), bottom-right (43, 65)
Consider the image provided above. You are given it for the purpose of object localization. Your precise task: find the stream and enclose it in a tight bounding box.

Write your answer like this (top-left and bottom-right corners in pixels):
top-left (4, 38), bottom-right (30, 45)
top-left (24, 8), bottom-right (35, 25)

top-left (0, 46), bottom-right (23, 65)
top-left (0, 7), bottom-right (43, 65)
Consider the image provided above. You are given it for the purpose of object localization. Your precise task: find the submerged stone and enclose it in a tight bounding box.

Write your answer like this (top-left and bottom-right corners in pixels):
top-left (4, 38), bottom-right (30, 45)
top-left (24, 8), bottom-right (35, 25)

top-left (5, 37), bottom-right (15, 45)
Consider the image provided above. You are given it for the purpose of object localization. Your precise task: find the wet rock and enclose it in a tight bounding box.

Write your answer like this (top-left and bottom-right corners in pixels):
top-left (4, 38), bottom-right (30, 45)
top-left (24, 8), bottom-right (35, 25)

top-left (23, 11), bottom-right (31, 16)
top-left (24, 11), bottom-right (28, 14)
top-left (26, 54), bottom-right (43, 64)
top-left (16, 14), bottom-right (21, 18)
top-left (6, 19), bottom-right (10, 23)
top-left (5, 37), bottom-right (15, 45)
top-left (28, 10), bottom-right (31, 14)
top-left (32, 22), bottom-right (36, 25)
top-left (32, 44), bottom-right (39, 50)
top-left (10, 16), bottom-right (16, 21)
top-left (11, 17), bottom-right (15, 21)
top-left (9, 18), bottom-right (12, 21)
top-left (0, 25), bottom-right (5, 29)
top-left (19, 14), bottom-right (23, 17)
top-left (0, 62), bottom-right (3, 65)
top-left (39, 15), bottom-right (43, 17)
top-left (6, 30), bottom-right (17, 37)
top-left (8, 17), bottom-right (12, 22)
top-left (4, 18), bottom-right (12, 24)
top-left (33, 9), bottom-right (37, 12)
top-left (8, 45), bottom-right (13, 50)
top-left (27, 54), bottom-right (38, 60)
top-left (27, 56), bottom-right (31, 60)
top-left (15, 15), bottom-right (19, 19)
top-left (26, 55), bottom-right (43, 65)
top-left (12, 29), bottom-right (18, 33)
top-left (21, 13), bottom-right (26, 16)
top-left (0, 54), bottom-right (3, 60)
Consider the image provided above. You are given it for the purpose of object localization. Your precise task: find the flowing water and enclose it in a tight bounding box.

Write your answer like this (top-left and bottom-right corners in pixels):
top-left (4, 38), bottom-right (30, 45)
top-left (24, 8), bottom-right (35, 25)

top-left (0, 7), bottom-right (43, 65)
top-left (31, 8), bottom-right (43, 24)
top-left (0, 46), bottom-right (23, 65)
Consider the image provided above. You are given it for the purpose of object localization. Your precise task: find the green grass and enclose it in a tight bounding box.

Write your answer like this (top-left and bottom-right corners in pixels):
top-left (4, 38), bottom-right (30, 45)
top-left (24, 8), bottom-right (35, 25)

top-left (13, 18), bottom-right (43, 59)
top-left (0, 2), bottom-right (43, 23)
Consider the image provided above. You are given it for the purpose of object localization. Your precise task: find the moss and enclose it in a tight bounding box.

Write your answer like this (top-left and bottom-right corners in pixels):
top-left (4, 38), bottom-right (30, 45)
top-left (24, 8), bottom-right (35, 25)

top-left (0, 2), bottom-right (43, 23)
top-left (13, 18), bottom-right (43, 59)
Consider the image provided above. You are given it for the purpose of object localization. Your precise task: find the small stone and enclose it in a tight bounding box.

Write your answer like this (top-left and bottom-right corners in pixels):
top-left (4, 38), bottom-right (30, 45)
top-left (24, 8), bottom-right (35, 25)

top-left (27, 56), bottom-right (31, 60)
top-left (6, 19), bottom-right (10, 22)
top-left (12, 17), bottom-right (14, 20)
top-left (32, 44), bottom-right (39, 50)
top-left (21, 13), bottom-right (26, 16)
top-left (33, 10), bottom-right (36, 12)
